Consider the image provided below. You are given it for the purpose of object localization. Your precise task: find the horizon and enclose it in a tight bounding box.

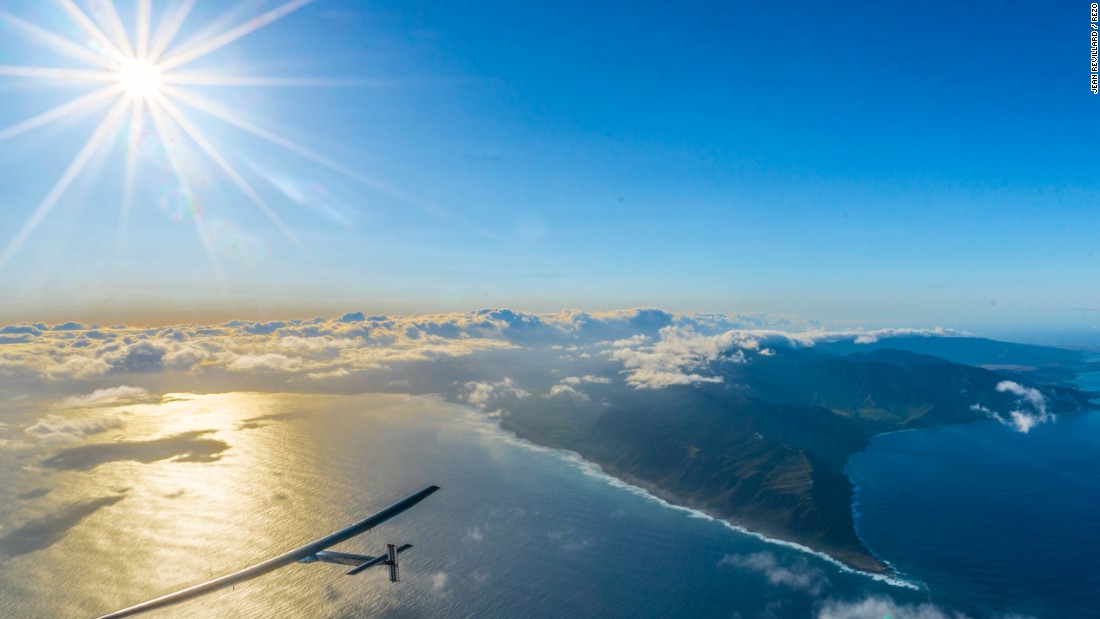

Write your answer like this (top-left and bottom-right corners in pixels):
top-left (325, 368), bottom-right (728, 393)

top-left (1, 305), bottom-right (1096, 349)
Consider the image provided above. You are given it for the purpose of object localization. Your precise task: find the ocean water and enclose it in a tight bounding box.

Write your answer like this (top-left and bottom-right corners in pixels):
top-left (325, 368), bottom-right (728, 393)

top-left (847, 408), bottom-right (1100, 618)
top-left (0, 392), bottom-right (934, 618)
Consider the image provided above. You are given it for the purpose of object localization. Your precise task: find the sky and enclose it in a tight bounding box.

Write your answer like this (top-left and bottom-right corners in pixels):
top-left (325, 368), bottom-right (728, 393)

top-left (0, 0), bottom-right (1096, 342)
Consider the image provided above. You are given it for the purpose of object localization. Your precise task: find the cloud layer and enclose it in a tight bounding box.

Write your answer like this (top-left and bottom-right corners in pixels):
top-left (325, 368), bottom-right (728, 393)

top-left (0, 309), bottom-right (959, 398)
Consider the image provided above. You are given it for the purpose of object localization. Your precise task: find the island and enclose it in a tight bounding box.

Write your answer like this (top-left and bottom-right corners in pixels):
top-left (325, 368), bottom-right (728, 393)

top-left (488, 338), bottom-right (1094, 574)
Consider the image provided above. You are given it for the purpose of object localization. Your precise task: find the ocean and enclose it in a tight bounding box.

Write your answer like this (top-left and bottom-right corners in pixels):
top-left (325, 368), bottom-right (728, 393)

top-left (0, 390), bottom-right (1092, 618)
top-left (847, 371), bottom-right (1100, 618)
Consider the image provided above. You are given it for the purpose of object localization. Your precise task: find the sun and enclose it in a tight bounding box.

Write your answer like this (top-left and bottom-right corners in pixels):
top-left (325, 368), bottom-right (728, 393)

top-left (0, 0), bottom-right (341, 273)
top-left (117, 58), bottom-right (162, 98)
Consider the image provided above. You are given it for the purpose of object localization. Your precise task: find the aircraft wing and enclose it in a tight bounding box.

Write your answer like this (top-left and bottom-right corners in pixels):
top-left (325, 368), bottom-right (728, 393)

top-left (94, 485), bottom-right (440, 619)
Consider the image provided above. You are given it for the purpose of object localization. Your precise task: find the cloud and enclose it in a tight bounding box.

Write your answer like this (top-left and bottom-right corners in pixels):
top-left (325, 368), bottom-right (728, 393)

top-left (606, 324), bottom-right (961, 390)
top-left (24, 414), bottom-right (122, 444)
top-left (61, 386), bottom-right (149, 408)
top-left (226, 353), bottom-right (301, 372)
top-left (0, 310), bottom-right (960, 396)
top-left (973, 381), bottom-right (1053, 433)
top-left (305, 368), bottom-right (351, 380)
top-left (462, 378), bottom-right (529, 410)
top-left (0, 334), bottom-right (35, 345)
top-left (42, 354), bottom-right (112, 379)
top-left (164, 345), bottom-right (210, 370)
top-left (610, 326), bottom-right (749, 389)
top-left (0, 324), bottom-right (43, 336)
top-left (0, 438), bottom-right (33, 450)
top-left (103, 341), bottom-right (167, 373)
top-left (829, 326), bottom-right (958, 345)
top-left (464, 526), bottom-right (485, 542)
top-left (718, 551), bottom-right (828, 596)
top-left (547, 384), bottom-right (589, 402)
top-left (815, 595), bottom-right (971, 619)
top-left (997, 381), bottom-right (1048, 414)
top-left (560, 375), bottom-right (611, 385)
top-left (430, 571), bottom-right (449, 592)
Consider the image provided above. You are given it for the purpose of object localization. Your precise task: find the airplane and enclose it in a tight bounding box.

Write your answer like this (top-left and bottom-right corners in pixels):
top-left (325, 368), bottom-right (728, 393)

top-left (94, 485), bottom-right (440, 619)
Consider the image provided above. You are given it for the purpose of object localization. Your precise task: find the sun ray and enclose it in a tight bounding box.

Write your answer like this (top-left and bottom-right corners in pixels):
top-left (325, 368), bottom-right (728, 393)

top-left (0, 99), bottom-right (128, 272)
top-left (164, 85), bottom-right (401, 191)
top-left (164, 85), bottom-right (464, 226)
top-left (169, 0), bottom-right (261, 59)
top-left (161, 74), bottom-right (366, 87)
top-left (155, 95), bottom-right (314, 259)
top-left (147, 0), bottom-right (197, 63)
top-left (135, 0), bottom-right (152, 59)
top-left (158, 0), bottom-right (316, 72)
top-left (117, 96), bottom-right (146, 253)
top-left (55, 0), bottom-right (127, 65)
top-left (0, 9), bottom-right (117, 70)
top-left (0, 85), bottom-right (121, 144)
top-left (89, 0), bottom-right (136, 58)
top-left (146, 98), bottom-right (229, 288)
top-left (0, 65), bottom-right (116, 82)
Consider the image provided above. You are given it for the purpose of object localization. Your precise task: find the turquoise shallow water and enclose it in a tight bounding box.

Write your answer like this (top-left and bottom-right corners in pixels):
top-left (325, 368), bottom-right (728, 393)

top-left (847, 406), bottom-right (1100, 618)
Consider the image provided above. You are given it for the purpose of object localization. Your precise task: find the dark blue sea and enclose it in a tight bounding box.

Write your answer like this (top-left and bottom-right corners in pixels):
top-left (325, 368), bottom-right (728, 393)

top-left (847, 371), bottom-right (1100, 618)
top-left (3, 388), bottom-right (1096, 617)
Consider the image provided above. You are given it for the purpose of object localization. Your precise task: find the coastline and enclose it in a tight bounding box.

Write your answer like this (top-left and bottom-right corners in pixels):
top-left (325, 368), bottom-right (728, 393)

top-left (587, 459), bottom-right (890, 574)
top-left (485, 412), bottom-right (918, 586)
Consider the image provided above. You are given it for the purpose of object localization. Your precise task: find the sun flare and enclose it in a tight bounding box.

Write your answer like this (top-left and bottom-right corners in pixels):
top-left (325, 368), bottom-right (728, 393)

top-left (0, 0), bottom-right (331, 274)
top-left (117, 58), bottom-right (162, 98)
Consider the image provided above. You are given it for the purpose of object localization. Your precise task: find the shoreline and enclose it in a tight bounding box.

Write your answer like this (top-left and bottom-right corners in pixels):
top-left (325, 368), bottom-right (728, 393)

top-left (478, 411), bottom-right (921, 589)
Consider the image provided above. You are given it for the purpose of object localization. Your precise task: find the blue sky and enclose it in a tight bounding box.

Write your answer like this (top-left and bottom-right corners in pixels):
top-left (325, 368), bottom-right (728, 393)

top-left (0, 0), bottom-right (1095, 341)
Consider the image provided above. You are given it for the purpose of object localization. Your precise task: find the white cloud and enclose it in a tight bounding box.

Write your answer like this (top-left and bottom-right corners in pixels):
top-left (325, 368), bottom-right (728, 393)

top-left (831, 326), bottom-right (958, 345)
top-left (164, 345), bottom-right (210, 370)
top-left (430, 571), bottom-right (449, 592)
top-left (718, 551), bottom-right (827, 596)
top-left (462, 378), bottom-right (529, 410)
top-left (42, 354), bottom-right (112, 379)
top-left (997, 381), bottom-right (1048, 414)
top-left (0, 438), bottom-right (33, 450)
top-left (61, 386), bottom-right (149, 408)
top-left (226, 353), bottom-right (301, 372)
top-left (560, 375), bottom-right (611, 385)
top-left (24, 414), bottom-right (122, 444)
top-left (606, 324), bottom-right (962, 390)
top-left (610, 326), bottom-right (749, 389)
top-left (548, 384), bottom-right (589, 402)
top-left (305, 368), bottom-right (351, 380)
top-left (815, 595), bottom-right (971, 619)
top-left (974, 381), bottom-right (1054, 433)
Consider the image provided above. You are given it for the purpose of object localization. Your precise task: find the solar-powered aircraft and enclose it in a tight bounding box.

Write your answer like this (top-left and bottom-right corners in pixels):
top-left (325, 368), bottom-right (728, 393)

top-left (94, 485), bottom-right (440, 619)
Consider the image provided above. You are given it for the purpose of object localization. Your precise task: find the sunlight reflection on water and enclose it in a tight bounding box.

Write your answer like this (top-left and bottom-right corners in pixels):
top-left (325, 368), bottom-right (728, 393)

top-left (0, 393), bottom-right (466, 618)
